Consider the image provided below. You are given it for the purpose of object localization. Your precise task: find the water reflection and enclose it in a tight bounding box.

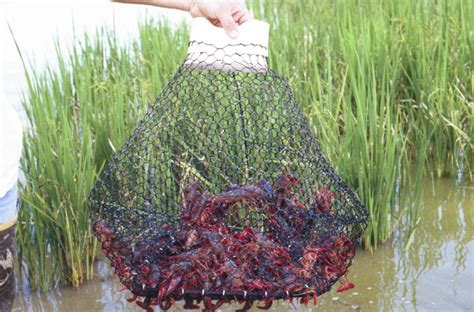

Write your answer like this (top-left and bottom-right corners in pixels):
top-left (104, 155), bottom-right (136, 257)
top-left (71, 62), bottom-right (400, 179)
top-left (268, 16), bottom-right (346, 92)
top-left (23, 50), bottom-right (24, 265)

top-left (12, 177), bottom-right (473, 311)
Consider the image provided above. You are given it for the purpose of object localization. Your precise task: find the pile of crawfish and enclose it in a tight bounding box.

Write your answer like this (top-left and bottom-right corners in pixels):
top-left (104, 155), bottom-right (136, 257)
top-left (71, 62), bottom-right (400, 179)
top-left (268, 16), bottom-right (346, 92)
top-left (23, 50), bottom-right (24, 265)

top-left (94, 173), bottom-right (356, 312)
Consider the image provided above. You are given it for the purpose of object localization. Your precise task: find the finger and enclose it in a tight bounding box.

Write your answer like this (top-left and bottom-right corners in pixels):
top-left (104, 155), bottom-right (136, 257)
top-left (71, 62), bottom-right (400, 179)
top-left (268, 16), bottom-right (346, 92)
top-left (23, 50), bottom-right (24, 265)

top-left (233, 10), bottom-right (251, 24)
top-left (217, 12), bottom-right (239, 39)
top-left (239, 12), bottom-right (251, 24)
top-left (211, 19), bottom-right (221, 27)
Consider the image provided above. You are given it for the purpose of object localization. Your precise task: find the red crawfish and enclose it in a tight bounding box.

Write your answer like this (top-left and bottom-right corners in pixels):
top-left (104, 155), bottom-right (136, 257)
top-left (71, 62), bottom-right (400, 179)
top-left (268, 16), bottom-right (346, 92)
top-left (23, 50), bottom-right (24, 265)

top-left (183, 299), bottom-right (200, 309)
top-left (184, 229), bottom-right (199, 248)
top-left (257, 297), bottom-right (275, 310)
top-left (336, 273), bottom-right (355, 292)
top-left (273, 172), bottom-right (300, 208)
top-left (311, 187), bottom-right (335, 215)
top-left (235, 299), bottom-right (254, 312)
top-left (157, 274), bottom-right (182, 305)
top-left (202, 296), bottom-right (227, 311)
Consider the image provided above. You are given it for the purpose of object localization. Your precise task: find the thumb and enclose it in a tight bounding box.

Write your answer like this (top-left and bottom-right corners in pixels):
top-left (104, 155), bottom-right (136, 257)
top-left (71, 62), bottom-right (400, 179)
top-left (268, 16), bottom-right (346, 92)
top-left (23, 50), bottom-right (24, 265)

top-left (217, 12), bottom-right (239, 39)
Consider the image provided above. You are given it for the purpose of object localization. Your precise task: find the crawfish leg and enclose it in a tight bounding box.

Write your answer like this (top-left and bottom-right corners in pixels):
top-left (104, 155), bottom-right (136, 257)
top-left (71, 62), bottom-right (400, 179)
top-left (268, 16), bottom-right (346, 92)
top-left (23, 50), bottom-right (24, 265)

top-left (257, 298), bottom-right (274, 310)
top-left (236, 300), bottom-right (254, 312)
top-left (126, 294), bottom-right (138, 303)
top-left (300, 294), bottom-right (309, 305)
top-left (183, 299), bottom-right (200, 309)
top-left (204, 298), bottom-right (227, 311)
top-left (135, 300), bottom-right (153, 312)
top-left (159, 298), bottom-right (174, 311)
top-left (202, 296), bottom-right (223, 312)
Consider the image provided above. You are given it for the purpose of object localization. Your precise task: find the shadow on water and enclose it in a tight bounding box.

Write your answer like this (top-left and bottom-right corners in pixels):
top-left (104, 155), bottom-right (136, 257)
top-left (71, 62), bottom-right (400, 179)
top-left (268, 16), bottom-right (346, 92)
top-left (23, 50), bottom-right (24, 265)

top-left (12, 176), bottom-right (473, 311)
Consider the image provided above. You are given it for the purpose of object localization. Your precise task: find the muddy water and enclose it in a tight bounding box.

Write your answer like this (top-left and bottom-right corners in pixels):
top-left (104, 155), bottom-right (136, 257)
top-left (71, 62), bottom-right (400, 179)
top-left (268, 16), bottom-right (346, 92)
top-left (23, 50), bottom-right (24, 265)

top-left (12, 177), bottom-right (473, 311)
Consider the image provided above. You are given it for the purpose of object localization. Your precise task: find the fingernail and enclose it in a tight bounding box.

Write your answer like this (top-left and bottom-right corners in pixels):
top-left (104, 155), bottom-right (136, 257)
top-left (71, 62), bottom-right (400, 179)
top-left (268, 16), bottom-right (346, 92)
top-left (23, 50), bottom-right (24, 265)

top-left (229, 30), bottom-right (239, 39)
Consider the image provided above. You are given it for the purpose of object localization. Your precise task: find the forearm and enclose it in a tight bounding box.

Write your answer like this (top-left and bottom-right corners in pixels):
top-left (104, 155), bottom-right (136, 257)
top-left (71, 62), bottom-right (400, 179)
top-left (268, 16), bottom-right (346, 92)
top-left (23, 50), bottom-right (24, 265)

top-left (112, 0), bottom-right (192, 12)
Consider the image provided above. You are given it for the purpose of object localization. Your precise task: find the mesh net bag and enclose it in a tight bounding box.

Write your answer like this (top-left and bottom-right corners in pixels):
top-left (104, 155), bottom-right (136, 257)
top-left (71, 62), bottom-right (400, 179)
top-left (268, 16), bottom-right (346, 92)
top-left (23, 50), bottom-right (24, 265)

top-left (89, 18), bottom-right (368, 311)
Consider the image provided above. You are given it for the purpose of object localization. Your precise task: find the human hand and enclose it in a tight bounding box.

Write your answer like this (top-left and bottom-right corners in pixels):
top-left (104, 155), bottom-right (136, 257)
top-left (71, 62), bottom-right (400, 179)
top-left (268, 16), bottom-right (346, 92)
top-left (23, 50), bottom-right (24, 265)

top-left (188, 0), bottom-right (251, 39)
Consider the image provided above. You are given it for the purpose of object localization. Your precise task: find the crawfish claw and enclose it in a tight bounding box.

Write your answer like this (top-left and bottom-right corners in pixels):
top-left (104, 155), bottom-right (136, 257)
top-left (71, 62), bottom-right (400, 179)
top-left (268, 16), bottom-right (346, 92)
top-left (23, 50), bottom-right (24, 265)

top-left (257, 299), bottom-right (273, 310)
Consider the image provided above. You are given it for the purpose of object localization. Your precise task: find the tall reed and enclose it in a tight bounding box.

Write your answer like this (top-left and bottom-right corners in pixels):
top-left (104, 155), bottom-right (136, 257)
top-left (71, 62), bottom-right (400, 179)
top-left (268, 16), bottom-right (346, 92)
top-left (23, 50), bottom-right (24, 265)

top-left (16, 0), bottom-right (472, 288)
top-left (251, 0), bottom-right (473, 248)
top-left (17, 23), bottom-right (187, 289)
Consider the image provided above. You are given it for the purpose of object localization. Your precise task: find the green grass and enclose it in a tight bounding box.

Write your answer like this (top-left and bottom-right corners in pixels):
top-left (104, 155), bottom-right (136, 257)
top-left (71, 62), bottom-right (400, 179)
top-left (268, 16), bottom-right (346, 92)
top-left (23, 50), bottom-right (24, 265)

top-left (16, 22), bottom-right (187, 289)
top-left (253, 0), bottom-right (473, 247)
top-left (16, 0), bottom-right (472, 288)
